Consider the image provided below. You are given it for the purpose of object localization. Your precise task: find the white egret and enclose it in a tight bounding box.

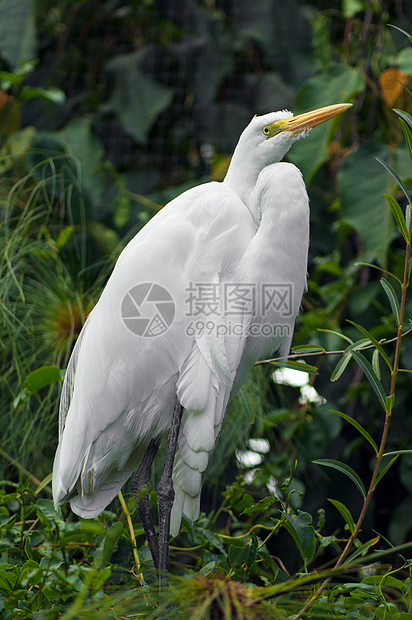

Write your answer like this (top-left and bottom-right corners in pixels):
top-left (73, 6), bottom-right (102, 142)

top-left (52, 102), bottom-right (351, 572)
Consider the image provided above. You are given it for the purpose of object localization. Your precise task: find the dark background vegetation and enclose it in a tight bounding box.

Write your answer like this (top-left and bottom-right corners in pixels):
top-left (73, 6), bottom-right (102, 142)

top-left (2, 0), bottom-right (412, 616)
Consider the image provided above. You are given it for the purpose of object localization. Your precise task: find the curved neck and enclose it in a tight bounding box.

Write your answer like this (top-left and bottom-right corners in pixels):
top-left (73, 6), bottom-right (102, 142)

top-left (224, 147), bottom-right (264, 208)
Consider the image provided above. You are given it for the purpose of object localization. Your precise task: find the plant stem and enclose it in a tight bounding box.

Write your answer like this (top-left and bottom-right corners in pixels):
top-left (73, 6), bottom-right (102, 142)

top-left (118, 491), bottom-right (146, 587)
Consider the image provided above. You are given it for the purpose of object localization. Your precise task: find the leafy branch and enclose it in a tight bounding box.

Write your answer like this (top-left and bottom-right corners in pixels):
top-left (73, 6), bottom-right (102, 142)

top-left (293, 105), bottom-right (412, 619)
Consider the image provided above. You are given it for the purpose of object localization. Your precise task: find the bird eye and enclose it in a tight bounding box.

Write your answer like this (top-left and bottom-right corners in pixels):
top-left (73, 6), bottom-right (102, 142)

top-left (262, 126), bottom-right (270, 136)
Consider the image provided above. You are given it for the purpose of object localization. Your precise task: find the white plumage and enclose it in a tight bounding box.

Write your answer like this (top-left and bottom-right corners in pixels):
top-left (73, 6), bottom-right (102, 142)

top-left (53, 104), bottom-right (350, 541)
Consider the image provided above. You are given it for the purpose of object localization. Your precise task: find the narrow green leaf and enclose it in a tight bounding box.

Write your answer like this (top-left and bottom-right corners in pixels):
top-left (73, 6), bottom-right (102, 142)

top-left (399, 118), bottom-right (412, 166)
top-left (330, 352), bottom-right (351, 382)
top-left (313, 458), bottom-right (366, 497)
top-left (351, 350), bottom-right (387, 411)
top-left (317, 329), bottom-right (353, 344)
top-left (271, 360), bottom-right (319, 374)
top-left (384, 193), bottom-right (410, 243)
top-left (394, 108), bottom-right (412, 131)
top-left (372, 348), bottom-right (381, 380)
top-left (380, 278), bottom-right (401, 325)
top-left (346, 319), bottom-right (392, 372)
top-left (345, 535), bottom-right (380, 564)
top-left (376, 157), bottom-right (411, 204)
top-left (374, 455), bottom-right (399, 487)
top-left (385, 393), bottom-right (395, 413)
top-left (388, 24), bottom-right (412, 42)
top-left (383, 449), bottom-right (412, 457)
top-left (328, 498), bottom-right (355, 534)
top-left (291, 345), bottom-right (326, 354)
top-left (330, 410), bottom-right (378, 455)
top-left (349, 338), bottom-right (371, 351)
top-left (354, 262), bottom-right (402, 285)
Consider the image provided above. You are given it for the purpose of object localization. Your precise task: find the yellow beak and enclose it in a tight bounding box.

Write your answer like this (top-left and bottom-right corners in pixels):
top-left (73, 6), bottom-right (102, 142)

top-left (281, 103), bottom-right (352, 134)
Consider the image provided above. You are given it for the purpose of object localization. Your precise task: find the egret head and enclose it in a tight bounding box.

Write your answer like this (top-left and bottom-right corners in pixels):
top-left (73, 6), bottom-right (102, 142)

top-left (247, 103), bottom-right (352, 165)
top-left (225, 103), bottom-right (352, 205)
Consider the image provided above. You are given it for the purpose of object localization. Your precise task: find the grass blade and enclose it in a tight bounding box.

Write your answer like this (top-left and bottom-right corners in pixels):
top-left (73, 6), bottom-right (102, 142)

top-left (313, 458), bottom-right (366, 497)
top-left (330, 410), bottom-right (378, 455)
top-left (380, 278), bottom-right (400, 325)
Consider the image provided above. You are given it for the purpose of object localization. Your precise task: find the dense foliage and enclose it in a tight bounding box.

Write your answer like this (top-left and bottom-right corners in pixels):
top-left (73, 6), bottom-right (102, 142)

top-left (1, 0), bottom-right (412, 617)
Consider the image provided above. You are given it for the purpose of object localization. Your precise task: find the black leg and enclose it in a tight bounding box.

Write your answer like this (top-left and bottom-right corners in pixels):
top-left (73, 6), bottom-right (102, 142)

top-left (157, 401), bottom-right (184, 578)
top-left (131, 438), bottom-right (160, 569)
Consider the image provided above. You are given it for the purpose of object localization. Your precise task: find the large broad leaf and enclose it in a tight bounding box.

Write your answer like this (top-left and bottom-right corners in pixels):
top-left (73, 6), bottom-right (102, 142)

top-left (104, 47), bottom-right (173, 144)
top-left (282, 511), bottom-right (316, 565)
top-left (288, 65), bottom-right (364, 181)
top-left (60, 118), bottom-right (105, 212)
top-left (0, 0), bottom-right (37, 69)
top-left (339, 144), bottom-right (411, 266)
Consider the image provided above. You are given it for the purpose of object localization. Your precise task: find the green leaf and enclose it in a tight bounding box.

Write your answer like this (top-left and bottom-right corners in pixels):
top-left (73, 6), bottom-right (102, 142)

top-left (398, 48), bottom-right (412, 74)
top-left (384, 193), bottom-right (410, 243)
top-left (350, 350), bottom-right (387, 411)
top-left (104, 47), bottom-right (173, 144)
top-left (20, 86), bottom-right (66, 104)
top-left (241, 495), bottom-right (278, 515)
top-left (330, 410), bottom-right (378, 455)
top-left (372, 348), bottom-right (381, 380)
top-left (55, 226), bottom-right (74, 249)
top-left (327, 498), bottom-right (355, 534)
top-left (375, 456), bottom-right (399, 487)
top-left (376, 157), bottom-right (411, 205)
top-left (330, 352), bottom-right (351, 382)
top-left (380, 278), bottom-right (401, 325)
top-left (102, 522), bottom-right (124, 567)
top-left (345, 535), bottom-right (380, 563)
top-left (258, 550), bottom-right (279, 577)
top-left (399, 118), bottom-right (412, 165)
top-left (36, 499), bottom-right (62, 527)
top-left (389, 24), bottom-right (412, 42)
top-left (228, 540), bottom-right (257, 570)
top-left (318, 328), bottom-right (353, 344)
top-left (346, 319), bottom-right (393, 372)
top-left (0, 0), bottom-right (37, 70)
top-left (282, 512), bottom-right (316, 565)
top-left (313, 459), bottom-right (366, 497)
top-left (270, 359), bottom-right (318, 374)
top-left (14, 366), bottom-right (63, 407)
top-left (362, 574), bottom-right (405, 590)
top-left (60, 118), bottom-right (105, 212)
top-left (394, 108), bottom-right (412, 132)
top-left (354, 262), bottom-right (402, 285)
top-left (340, 145), bottom-right (395, 265)
top-left (290, 345), bottom-right (326, 354)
